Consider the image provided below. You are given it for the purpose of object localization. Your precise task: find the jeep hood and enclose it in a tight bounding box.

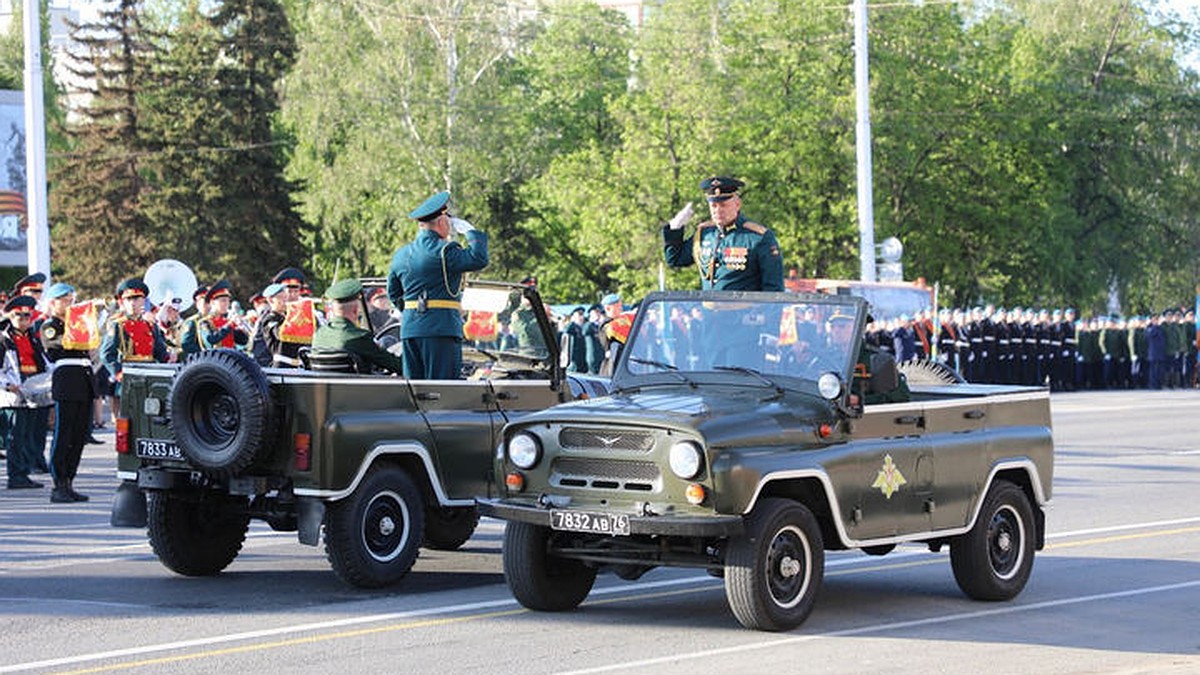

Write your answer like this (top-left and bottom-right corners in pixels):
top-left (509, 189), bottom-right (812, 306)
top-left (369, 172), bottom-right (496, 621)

top-left (511, 387), bottom-right (833, 449)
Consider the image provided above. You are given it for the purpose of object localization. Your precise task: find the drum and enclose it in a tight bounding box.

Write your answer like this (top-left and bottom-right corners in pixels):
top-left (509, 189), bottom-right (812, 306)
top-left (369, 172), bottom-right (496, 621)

top-left (20, 372), bottom-right (54, 408)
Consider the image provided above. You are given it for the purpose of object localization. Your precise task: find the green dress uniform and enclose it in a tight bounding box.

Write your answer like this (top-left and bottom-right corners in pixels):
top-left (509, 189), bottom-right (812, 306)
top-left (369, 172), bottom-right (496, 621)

top-left (311, 313), bottom-right (405, 376)
top-left (662, 177), bottom-right (783, 291)
top-left (387, 191), bottom-right (490, 380)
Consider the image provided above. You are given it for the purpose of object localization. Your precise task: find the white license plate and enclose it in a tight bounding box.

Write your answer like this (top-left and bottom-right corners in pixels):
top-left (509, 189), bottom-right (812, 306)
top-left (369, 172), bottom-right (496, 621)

top-left (136, 438), bottom-right (183, 461)
top-left (550, 510), bottom-right (630, 536)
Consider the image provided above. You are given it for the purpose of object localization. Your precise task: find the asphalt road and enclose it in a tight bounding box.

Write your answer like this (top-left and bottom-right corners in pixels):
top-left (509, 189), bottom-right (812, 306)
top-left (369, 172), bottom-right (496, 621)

top-left (1, 390), bottom-right (1198, 674)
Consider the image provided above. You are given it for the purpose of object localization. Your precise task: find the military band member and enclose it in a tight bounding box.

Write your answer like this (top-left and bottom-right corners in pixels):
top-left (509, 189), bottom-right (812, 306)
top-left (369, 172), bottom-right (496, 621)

top-left (663, 176), bottom-right (783, 292)
top-left (14, 272), bottom-right (47, 324)
top-left (198, 280), bottom-right (250, 350)
top-left (100, 279), bottom-right (169, 400)
top-left (312, 279), bottom-right (405, 375)
top-left (40, 283), bottom-right (95, 502)
top-left (249, 283), bottom-right (295, 367)
top-left (387, 191), bottom-right (489, 380)
top-left (178, 285), bottom-right (210, 357)
top-left (2, 295), bottom-right (50, 490)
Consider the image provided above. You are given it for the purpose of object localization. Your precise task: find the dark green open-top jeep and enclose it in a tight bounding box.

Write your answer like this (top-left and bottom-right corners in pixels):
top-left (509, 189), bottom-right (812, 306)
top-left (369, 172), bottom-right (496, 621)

top-left (480, 290), bottom-right (1054, 631)
top-left (112, 280), bottom-right (607, 588)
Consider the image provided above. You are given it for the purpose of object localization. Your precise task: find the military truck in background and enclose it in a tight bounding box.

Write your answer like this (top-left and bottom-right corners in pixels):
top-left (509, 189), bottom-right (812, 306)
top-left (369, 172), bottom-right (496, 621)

top-left (480, 290), bottom-right (1053, 631)
top-left (111, 280), bottom-right (608, 588)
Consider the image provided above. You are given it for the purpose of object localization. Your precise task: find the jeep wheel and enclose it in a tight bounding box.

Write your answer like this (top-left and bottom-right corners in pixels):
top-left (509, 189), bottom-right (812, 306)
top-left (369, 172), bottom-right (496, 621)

top-left (503, 521), bottom-right (596, 611)
top-left (170, 349), bottom-right (274, 478)
top-left (423, 505), bottom-right (480, 551)
top-left (324, 466), bottom-right (425, 588)
top-left (147, 491), bottom-right (250, 576)
top-left (724, 498), bottom-right (824, 631)
top-left (950, 479), bottom-right (1035, 601)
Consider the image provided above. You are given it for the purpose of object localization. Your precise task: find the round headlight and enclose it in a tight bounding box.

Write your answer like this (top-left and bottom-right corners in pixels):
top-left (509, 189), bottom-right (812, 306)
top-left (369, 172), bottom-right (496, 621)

top-left (817, 372), bottom-right (842, 400)
top-left (508, 432), bottom-right (541, 470)
top-left (669, 441), bottom-right (704, 479)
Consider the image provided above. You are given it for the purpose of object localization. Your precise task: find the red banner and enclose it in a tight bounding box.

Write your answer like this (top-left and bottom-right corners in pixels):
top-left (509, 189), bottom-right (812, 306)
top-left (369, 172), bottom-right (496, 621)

top-left (280, 299), bottom-right (315, 344)
top-left (464, 310), bottom-right (498, 342)
top-left (64, 302), bottom-right (100, 350)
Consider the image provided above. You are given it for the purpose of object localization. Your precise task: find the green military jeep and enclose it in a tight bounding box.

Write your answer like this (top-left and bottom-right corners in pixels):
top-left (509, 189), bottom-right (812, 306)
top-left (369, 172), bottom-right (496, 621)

top-left (480, 290), bottom-right (1053, 630)
top-left (112, 280), bottom-right (607, 588)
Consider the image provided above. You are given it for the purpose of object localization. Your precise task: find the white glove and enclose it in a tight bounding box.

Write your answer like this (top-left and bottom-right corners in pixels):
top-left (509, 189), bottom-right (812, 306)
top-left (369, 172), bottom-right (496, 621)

top-left (450, 217), bottom-right (475, 235)
top-left (668, 202), bottom-right (694, 230)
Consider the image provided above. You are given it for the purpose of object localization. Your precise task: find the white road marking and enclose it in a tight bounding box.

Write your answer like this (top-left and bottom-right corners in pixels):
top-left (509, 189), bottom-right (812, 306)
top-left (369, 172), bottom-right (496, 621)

top-left (557, 579), bottom-right (1200, 675)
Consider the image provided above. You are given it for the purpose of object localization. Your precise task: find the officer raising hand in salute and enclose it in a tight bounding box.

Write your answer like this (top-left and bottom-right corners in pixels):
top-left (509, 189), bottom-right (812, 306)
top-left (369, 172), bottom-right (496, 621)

top-left (663, 175), bottom-right (784, 292)
top-left (387, 191), bottom-right (489, 380)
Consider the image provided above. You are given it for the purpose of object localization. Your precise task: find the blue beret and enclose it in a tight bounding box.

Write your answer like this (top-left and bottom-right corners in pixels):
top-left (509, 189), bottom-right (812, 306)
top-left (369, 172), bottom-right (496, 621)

top-left (325, 278), bottom-right (363, 301)
top-left (699, 176), bottom-right (744, 202)
top-left (47, 282), bottom-right (74, 299)
top-left (601, 293), bottom-right (621, 306)
top-left (262, 283), bottom-right (286, 298)
top-left (409, 191), bottom-right (451, 221)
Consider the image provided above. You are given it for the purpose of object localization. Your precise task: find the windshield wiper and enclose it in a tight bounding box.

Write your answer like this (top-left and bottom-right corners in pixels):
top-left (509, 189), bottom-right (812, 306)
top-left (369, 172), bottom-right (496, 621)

top-left (629, 357), bottom-right (697, 388)
top-left (713, 365), bottom-right (786, 400)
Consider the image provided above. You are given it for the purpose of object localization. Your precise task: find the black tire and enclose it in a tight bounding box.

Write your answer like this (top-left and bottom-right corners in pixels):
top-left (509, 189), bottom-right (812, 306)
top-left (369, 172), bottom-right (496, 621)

top-left (324, 466), bottom-right (425, 588)
top-left (724, 498), bottom-right (824, 631)
top-left (147, 491), bottom-right (249, 576)
top-left (503, 521), bottom-right (597, 611)
top-left (950, 479), bottom-right (1036, 601)
top-left (898, 358), bottom-right (966, 385)
top-left (169, 349), bottom-right (274, 478)
top-left (423, 505), bottom-right (480, 551)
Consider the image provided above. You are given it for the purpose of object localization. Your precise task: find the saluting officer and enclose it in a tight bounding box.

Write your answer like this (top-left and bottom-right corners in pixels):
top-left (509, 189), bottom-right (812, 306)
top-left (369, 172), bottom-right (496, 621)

top-left (313, 279), bottom-right (406, 375)
top-left (663, 176), bottom-right (784, 291)
top-left (387, 191), bottom-right (489, 380)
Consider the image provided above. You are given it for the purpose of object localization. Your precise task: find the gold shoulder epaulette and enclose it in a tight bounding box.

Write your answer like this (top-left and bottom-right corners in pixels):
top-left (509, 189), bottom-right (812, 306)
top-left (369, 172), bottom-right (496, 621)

top-left (743, 221), bottom-right (767, 235)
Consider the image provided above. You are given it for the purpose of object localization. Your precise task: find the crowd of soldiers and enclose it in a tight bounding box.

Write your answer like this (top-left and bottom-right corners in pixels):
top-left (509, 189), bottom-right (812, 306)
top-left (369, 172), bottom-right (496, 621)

top-left (866, 305), bottom-right (1199, 390)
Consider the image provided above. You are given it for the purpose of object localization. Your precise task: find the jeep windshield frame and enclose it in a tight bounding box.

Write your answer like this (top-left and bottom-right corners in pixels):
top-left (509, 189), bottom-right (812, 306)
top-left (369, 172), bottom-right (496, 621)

top-left (611, 291), bottom-right (868, 391)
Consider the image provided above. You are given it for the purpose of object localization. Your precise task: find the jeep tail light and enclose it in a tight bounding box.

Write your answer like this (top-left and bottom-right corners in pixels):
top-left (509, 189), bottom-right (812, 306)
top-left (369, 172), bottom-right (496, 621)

top-left (294, 433), bottom-right (311, 472)
top-left (505, 471), bottom-right (525, 493)
top-left (115, 418), bottom-right (129, 454)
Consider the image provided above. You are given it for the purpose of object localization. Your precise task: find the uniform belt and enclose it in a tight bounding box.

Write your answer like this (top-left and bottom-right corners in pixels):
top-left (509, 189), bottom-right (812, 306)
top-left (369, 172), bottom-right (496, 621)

top-left (984, 336), bottom-right (996, 341)
top-left (273, 354), bottom-right (301, 367)
top-left (402, 299), bottom-right (462, 311)
top-left (53, 358), bottom-right (92, 368)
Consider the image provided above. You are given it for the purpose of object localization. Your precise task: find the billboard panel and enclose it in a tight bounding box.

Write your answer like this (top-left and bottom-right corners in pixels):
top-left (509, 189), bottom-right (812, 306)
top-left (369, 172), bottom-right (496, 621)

top-left (0, 89), bottom-right (26, 267)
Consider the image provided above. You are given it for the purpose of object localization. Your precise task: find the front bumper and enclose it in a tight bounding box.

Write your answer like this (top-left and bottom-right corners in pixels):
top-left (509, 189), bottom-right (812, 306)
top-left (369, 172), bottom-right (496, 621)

top-left (477, 499), bottom-right (745, 538)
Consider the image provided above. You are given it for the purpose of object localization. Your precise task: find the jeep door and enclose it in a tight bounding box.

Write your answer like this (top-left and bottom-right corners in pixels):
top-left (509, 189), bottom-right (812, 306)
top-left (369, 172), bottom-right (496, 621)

top-left (408, 379), bottom-right (499, 501)
top-left (847, 403), bottom-right (934, 541)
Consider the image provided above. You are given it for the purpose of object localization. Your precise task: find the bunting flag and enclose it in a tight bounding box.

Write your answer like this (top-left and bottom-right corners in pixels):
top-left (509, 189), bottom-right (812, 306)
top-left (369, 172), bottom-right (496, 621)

top-left (778, 306), bottom-right (798, 346)
top-left (464, 310), bottom-right (498, 342)
top-left (64, 302), bottom-right (100, 350)
top-left (0, 189), bottom-right (26, 216)
top-left (280, 299), bottom-right (316, 344)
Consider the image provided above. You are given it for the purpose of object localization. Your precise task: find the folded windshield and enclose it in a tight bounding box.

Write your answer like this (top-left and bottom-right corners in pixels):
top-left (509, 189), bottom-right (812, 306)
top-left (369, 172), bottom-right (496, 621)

top-left (621, 297), bottom-right (861, 382)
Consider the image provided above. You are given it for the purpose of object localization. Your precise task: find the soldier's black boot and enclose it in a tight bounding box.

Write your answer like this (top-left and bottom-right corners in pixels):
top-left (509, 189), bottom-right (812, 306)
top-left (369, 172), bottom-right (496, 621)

top-left (67, 480), bottom-right (89, 502)
top-left (50, 480), bottom-right (74, 503)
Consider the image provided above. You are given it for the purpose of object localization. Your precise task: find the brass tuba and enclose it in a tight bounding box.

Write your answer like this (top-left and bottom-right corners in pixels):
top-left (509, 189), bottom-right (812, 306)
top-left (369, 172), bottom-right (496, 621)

top-left (144, 259), bottom-right (199, 313)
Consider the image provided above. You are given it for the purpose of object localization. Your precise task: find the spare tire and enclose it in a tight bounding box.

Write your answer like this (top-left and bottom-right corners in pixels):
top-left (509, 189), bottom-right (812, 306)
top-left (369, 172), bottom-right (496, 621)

top-left (169, 349), bottom-right (274, 478)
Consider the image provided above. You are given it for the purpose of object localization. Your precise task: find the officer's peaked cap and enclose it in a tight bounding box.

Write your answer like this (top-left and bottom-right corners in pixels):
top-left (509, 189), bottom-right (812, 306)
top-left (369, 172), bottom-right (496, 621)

top-left (272, 267), bottom-right (306, 285)
top-left (15, 272), bottom-right (46, 291)
top-left (206, 279), bottom-right (233, 301)
top-left (409, 191), bottom-right (451, 222)
top-left (700, 176), bottom-right (744, 202)
top-left (116, 278), bottom-right (150, 298)
top-left (5, 294), bottom-right (36, 312)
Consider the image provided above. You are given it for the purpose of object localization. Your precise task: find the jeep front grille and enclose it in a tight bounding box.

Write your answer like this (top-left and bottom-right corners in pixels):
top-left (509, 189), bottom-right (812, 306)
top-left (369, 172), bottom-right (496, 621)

top-left (559, 428), bottom-right (655, 452)
top-left (551, 457), bottom-right (661, 492)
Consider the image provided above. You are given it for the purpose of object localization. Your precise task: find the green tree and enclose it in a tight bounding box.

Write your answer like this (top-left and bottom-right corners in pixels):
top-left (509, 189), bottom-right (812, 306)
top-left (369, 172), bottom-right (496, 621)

top-left (50, 0), bottom-right (156, 298)
top-left (140, 0), bottom-right (306, 296)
